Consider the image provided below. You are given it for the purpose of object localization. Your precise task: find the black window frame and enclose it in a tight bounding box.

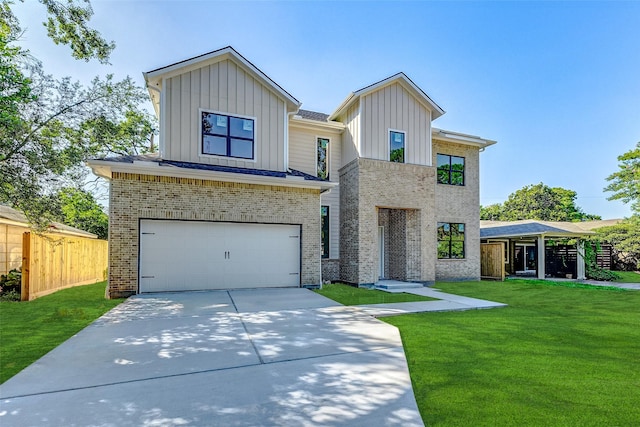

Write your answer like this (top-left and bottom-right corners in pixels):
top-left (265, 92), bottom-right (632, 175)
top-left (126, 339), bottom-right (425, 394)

top-left (437, 222), bottom-right (465, 259)
top-left (317, 137), bottom-right (330, 180)
top-left (437, 154), bottom-right (465, 186)
top-left (389, 130), bottom-right (405, 163)
top-left (201, 111), bottom-right (255, 160)
top-left (321, 206), bottom-right (330, 258)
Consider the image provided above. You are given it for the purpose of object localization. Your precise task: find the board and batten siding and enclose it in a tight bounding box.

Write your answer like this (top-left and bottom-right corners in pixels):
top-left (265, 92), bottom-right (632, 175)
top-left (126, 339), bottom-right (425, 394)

top-left (289, 123), bottom-right (342, 258)
top-left (360, 82), bottom-right (432, 166)
top-left (341, 101), bottom-right (361, 166)
top-left (162, 59), bottom-right (286, 171)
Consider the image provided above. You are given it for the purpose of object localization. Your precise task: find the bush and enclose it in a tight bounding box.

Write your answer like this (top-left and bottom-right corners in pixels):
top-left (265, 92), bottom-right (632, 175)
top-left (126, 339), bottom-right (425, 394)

top-left (586, 265), bottom-right (621, 282)
top-left (0, 269), bottom-right (22, 301)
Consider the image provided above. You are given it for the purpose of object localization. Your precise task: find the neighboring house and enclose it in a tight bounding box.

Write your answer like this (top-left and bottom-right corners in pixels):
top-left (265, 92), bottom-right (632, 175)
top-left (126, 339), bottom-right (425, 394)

top-left (88, 46), bottom-right (496, 299)
top-left (480, 219), bottom-right (617, 280)
top-left (0, 205), bottom-right (98, 276)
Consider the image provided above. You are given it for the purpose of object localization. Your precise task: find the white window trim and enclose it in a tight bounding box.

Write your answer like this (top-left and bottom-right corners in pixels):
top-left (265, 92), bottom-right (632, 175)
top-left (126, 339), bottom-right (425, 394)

top-left (315, 136), bottom-right (330, 180)
top-left (199, 108), bottom-right (258, 163)
top-left (388, 128), bottom-right (406, 163)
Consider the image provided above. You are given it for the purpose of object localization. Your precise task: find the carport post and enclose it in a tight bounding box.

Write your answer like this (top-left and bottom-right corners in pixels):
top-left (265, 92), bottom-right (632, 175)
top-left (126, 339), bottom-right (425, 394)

top-left (576, 241), bottom-right (586, 280)
top-left (537, 236), bottom-right (546, 280)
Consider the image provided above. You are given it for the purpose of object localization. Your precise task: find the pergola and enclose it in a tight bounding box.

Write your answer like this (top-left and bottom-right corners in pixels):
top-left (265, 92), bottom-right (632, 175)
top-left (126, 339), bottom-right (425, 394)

top-left (480, 220), bottom-right (598, 280)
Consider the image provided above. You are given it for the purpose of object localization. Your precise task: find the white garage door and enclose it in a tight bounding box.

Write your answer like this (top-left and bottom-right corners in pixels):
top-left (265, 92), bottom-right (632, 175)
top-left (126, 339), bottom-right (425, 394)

top-left (139, 220), bottom-right (301, 293)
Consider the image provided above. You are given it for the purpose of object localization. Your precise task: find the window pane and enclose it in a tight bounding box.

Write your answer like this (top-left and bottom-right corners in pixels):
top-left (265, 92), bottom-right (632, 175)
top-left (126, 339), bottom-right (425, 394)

top-left (390, 131), bottom-right (405, 163)
top-left (321, 206), bottom-right (329, 258)
top-left (451, 171), bottom-right (464, 185)
top-left (437, 241), bottom-right (450, 259)
top-left (203, 135), bottom-right (227, 156)
top-left (437, 154), bottom-right (450, 169)
top-left (317, 138), bottom-right (329, 179)
top-left (437, 223), bottom-right (449, 239)
top-left (451, 223), bottom-right (465, 240)
top-left (437, 170), bottom-right (450, 184)
top-left (451, 156), bottom-right (465, 171)
top-left (229, 117), bottom-right (254, 139)
top-left (230, 138), bottom-right (253, 159)
top-left (451, 241), bottom-right (465, 259)
top-left (202, 113), bottom-right (228, 135)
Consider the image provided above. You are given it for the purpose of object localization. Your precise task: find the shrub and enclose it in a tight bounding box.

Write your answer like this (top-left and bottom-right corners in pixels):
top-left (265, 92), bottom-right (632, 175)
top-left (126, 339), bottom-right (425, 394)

top-left (0, 269), bottom-right (22, 301)
top-left (586, 265), bottom-right (621, 282)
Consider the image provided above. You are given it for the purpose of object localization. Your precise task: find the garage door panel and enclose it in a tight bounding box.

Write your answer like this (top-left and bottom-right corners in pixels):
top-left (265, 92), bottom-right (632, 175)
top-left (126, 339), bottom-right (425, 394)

top-left (139, 220), bottom-right (301, 293)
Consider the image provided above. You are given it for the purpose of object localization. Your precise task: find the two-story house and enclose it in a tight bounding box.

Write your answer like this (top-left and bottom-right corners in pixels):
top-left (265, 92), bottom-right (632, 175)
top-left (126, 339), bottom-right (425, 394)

top-left (88, 46), bottom-right (496, 299)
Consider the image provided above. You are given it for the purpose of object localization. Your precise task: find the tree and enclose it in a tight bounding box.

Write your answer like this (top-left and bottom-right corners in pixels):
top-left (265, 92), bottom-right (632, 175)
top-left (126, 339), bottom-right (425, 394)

top-left (600, 142), bottom-right (640, 270)
top-left (604, 142), bottom-right (640, 214)
top-left (480, 183), bottom-right (600, 222)
top-left (6, 0), bottom-right (114, 63)
top-left (0, 0), bottom-right (155, 229)
top-left (57, 187), bottom-right (108, 239)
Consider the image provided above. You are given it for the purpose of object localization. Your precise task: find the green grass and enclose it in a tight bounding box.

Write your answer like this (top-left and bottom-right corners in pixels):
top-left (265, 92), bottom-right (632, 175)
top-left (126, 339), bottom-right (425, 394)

top-left (314, 283), bottom-right (437, 305)
top-left (613, 270), bottom-right (640, 283)
top-left (384, 279), bottom-right (640, 426)
top-left (0, 282), bottom-right (123, 384)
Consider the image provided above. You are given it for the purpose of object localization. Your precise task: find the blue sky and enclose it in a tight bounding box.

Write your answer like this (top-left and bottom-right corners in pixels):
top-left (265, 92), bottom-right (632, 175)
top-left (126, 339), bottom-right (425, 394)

top-left (13, 0), bottom-right (640, 219)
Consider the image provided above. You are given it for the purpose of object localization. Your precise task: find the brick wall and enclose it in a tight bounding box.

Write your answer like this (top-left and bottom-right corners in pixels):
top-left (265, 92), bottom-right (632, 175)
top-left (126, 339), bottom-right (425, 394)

top-left (339, 158), bottom-right (436, 285)
top-left (433, 140), bottom-right (481, 281)
top-left (108, 173), bottom-right (321, 298)
top-left (321, 259), bottom-right (340, 282)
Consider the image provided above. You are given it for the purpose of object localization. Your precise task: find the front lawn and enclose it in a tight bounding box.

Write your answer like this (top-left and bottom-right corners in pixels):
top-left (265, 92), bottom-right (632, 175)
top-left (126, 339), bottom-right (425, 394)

top-left (0, 282), bottom-right (123, 384)
top-left (384, 279), bottom-right (640, 426)
top-left (613, 270), bottom-right (640, 283)
top-left (314, 283), bottom-right (437, 305)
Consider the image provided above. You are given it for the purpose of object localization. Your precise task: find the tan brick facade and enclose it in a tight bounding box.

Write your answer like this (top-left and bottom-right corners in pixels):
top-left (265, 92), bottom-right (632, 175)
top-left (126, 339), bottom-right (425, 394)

top-left (108, 172), bottom-right (321, 298)
top-left (339, 158), bottom-right (436, 285)
top-left (433, 140), bottom-right (482, 281)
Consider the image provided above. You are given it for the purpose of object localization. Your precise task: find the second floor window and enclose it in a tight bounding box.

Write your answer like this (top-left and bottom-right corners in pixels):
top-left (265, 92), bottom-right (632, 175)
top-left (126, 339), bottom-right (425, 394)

top-left (202, 111), bottom-right (255, 160)
top-left (437, 154), bottom-right (465, 185)
top-left (389, 130), bottom-right (405, 163)
top-left (317, 137), bottom-right (329, 180)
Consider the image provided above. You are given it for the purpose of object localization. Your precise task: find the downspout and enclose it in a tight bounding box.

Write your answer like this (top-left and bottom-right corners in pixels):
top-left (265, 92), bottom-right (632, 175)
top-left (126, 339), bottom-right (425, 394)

top-left (285, 108), bottom-right (297, 171)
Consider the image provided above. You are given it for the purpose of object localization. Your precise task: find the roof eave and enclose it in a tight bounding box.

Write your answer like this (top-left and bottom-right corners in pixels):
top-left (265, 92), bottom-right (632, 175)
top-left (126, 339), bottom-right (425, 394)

top-left (87, 159), bottom-right (337, 192)
top-left (432, 128), bottom-right (497, 148)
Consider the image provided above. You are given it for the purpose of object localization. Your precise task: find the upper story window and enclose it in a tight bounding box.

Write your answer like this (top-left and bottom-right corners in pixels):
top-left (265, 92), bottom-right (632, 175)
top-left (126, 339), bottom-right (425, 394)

top-left (317, 137), bottom-right (329, 180)
top-left (202, 111), bottom-right (255, 160)
top-left (389, 130), bottom-right (405, 163)
top-left (437, 222), bottom-right (465, 259)
top-left (437, 154), bottom-right (465, 185)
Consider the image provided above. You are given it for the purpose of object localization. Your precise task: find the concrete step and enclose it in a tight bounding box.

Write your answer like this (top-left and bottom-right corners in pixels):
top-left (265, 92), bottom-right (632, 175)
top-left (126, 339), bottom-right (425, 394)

top-left (375, 281), bottom-right (424, 290)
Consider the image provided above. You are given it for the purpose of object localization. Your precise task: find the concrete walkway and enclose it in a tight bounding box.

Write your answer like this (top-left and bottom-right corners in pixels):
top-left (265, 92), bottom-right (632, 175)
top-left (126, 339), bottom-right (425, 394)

top-left (0, 288), bottom-right (425, 427)
top-left (357, 281), bottom-right (507, 317)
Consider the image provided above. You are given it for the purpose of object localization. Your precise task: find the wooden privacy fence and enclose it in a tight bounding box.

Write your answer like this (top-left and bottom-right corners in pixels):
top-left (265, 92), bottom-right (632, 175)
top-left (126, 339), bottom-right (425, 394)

top-left (481, 242), bottom-right (505, 281)
top-left (21, 232), bottom-right (108, 301)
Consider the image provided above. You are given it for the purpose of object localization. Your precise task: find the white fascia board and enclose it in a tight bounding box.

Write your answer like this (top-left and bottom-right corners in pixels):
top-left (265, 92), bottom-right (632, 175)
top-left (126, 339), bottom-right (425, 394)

top-left (484, 230), bottom-right (595, 240)
top-left (289, 117), bottom-right (345, 133)
top-left (432, 128), bottom-right (497, 148)
top-left (86, 160), bottom-right (337, 192)
top-left (328, 93), bottom-right (355, 121)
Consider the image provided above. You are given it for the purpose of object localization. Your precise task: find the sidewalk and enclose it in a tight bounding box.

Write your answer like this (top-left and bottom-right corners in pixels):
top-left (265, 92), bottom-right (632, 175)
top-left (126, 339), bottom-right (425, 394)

top-left (354, 281), bottom-right (507, 317)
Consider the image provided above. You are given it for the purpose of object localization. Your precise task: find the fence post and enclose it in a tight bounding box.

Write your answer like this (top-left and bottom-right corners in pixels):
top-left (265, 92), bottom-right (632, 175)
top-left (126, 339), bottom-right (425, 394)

top-left (21, 232), bottom-right (30, 301)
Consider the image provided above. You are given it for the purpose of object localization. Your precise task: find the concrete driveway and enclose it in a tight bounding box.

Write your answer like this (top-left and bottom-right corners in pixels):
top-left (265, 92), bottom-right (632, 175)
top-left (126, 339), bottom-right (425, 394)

top-left (0, 288), bottom-right (423, 426)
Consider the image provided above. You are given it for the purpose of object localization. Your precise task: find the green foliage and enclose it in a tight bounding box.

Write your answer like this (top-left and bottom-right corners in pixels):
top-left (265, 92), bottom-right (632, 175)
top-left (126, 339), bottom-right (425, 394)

top-left (385, 280), bottom-right (640, 426)
top-left (480, 183), bottom-right (600, 222)
top-left (57, 187), bottom-right (108, 238)
top-left (596, 215), bottom-right (640, 270)
top-left (0, 281), bottom-right (123, 383)
top-left (0, 0), bottom-right (156, 229)
top-left (390, 147), bottom-right (404, 163)
top-left (314, 283), bottom-right (436, 305)
top-left (604, 141), bottom-right (640, 214)
top-left (0, 268), bottom-right (21, 300)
